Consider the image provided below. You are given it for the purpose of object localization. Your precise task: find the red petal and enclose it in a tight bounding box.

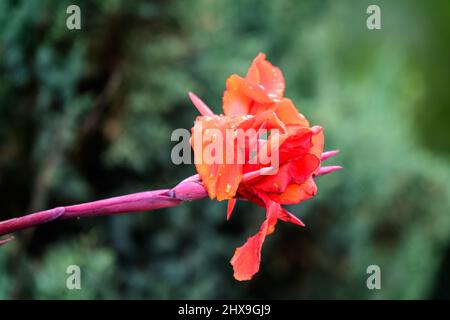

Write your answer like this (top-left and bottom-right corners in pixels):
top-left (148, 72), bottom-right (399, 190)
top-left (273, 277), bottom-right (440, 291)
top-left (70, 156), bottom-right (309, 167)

top-left (269, 178), bottom-right (317, 205)
top-left (278, 127), bottom-right (313, 163)
top-left (288, 154), bottom-right (321, 185)
top-left (230, 199), bottom-right (278, 281)
top-left (227, 199), bottom-right (237, 220)
top-left (230, 227), bottom-right (266, 281)
top-left (253, 164), bottom-right (291, 193)
top-left (278, 208), bottom-right (305, 227)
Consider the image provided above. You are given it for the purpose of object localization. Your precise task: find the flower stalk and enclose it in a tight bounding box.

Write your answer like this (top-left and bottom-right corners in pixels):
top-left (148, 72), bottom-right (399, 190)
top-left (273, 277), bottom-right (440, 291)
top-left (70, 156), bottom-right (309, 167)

top-left (0, 177), bottom-right (207, 242)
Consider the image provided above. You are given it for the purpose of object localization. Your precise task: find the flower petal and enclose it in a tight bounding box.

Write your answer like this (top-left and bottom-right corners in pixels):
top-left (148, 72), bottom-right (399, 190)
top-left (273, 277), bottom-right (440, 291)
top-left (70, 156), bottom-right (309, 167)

top-left (253, 164), bottom-right (291, 193)
top-left (223, 53), bottom-right (286, 116)
top-left (227, 199), bottom-right (237, 220)
top-left (230, 198), bottom-right (278, 281)
top-left (230, 226), bottom-right (266, 281)
top-left (223, 75), bottom-right (252, 116)
top-left (278, 127), bottom-right (313, 163)
top-left (269, 178), bottom-right (317, 205)
top-left (310, 126), bottom-right (324, 159)
top-left (289, 154), bottom-right (321, 185)
top-left (278, 208), bottom-right (305, 227)
top-left (274, 98), bottom-right (309, 127)
top-left (246, 53), bottom-right (285, 100)
top-left (191, 115), bottom-right (247, 200)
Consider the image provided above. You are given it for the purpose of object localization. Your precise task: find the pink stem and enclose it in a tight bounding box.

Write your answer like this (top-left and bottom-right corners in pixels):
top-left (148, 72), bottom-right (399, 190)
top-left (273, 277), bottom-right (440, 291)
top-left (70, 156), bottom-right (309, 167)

top-left (0, 176), bottom-right (207, 239)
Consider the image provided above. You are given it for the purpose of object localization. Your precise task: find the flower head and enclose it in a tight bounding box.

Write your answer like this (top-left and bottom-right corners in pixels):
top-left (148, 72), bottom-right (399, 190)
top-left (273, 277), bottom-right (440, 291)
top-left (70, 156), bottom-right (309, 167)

top-left (190, 53), bottom-right (340, 281)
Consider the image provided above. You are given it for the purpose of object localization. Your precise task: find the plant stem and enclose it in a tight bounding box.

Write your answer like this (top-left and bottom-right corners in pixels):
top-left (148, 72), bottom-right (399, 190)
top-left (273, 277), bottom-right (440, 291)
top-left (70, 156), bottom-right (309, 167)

top-left (0, 176), bottom-right (207, 239)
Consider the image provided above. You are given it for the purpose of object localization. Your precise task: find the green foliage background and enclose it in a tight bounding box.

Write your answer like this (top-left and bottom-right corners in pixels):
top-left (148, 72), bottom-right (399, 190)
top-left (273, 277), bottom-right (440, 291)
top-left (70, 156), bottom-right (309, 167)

top-left (1, 0), bottom-right (449, 299)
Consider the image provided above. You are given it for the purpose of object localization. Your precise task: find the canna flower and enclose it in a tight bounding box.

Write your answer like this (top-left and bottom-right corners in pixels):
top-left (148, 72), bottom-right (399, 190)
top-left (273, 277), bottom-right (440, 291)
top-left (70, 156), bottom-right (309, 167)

top-left (190, 53), bottom-right (340, 281)
top-left (0, 53), bottom-right (340, 283)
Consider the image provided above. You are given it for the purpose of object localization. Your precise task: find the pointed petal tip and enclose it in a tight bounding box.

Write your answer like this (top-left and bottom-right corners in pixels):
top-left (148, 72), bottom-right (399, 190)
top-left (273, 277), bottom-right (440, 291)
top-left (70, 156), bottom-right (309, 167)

top-left (227, 199), bottom-right (237, 221)
top-left (188, 91), bottom-right (215, 116)
top-left (187, 91), bottom-right (196, 101)
top-left (316, 165), bottom-right (343, 177)
top-left (280, 209), bottom-right (306, 227)
top-left (291, 219), bottom-right (306, 227)
top-left (321, 150), bottom-right (340, 161)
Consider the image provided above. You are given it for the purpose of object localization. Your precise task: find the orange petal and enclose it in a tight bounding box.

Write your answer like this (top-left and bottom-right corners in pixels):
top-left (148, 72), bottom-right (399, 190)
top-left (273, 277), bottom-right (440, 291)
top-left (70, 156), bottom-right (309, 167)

top-left (246, 53), bottom-right (285, 100)
top-left (310, 126), bottom-right (324, 159)
top-left (239, 110), bottom-right (287, 134)
top-left (223, 54), bottom-right (285, 116)
top-left (248, 101), bottom-right (277, 115)
top-left (191, 119), bottom-right (218, 199)
top-left (223, 75), bottom-right (252, 116)
top-left (246, 53), bottom-right (263, 84)
top-left (310, 126), bottom-right (324, 175)
top-left (216, 162), bottom-right (243, 201)
top-left (191, 115), bottom-right (246, 200)
top-left (239, 78), bottom-right (274, 104)
top-left (275, 98), bottom-right (310, 127)
top-left (269, 178), bottom-right (317, 205)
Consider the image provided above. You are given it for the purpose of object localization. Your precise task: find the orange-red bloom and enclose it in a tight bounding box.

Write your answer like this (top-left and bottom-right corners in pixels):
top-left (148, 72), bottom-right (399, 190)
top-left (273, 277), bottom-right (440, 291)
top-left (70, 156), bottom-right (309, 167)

top-left (190, 53), bottom-right (338, 281)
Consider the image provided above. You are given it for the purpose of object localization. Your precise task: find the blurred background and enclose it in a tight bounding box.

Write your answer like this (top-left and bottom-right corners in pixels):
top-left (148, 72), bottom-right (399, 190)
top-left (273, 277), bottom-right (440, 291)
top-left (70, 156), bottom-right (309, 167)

top-left (1, 0), bottom-right (449, 299)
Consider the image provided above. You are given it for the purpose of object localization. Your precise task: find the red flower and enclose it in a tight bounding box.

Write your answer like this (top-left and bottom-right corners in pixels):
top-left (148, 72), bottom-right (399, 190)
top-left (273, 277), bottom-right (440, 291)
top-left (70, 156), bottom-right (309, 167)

top-left (190, 53), bottom-right (340, 281)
